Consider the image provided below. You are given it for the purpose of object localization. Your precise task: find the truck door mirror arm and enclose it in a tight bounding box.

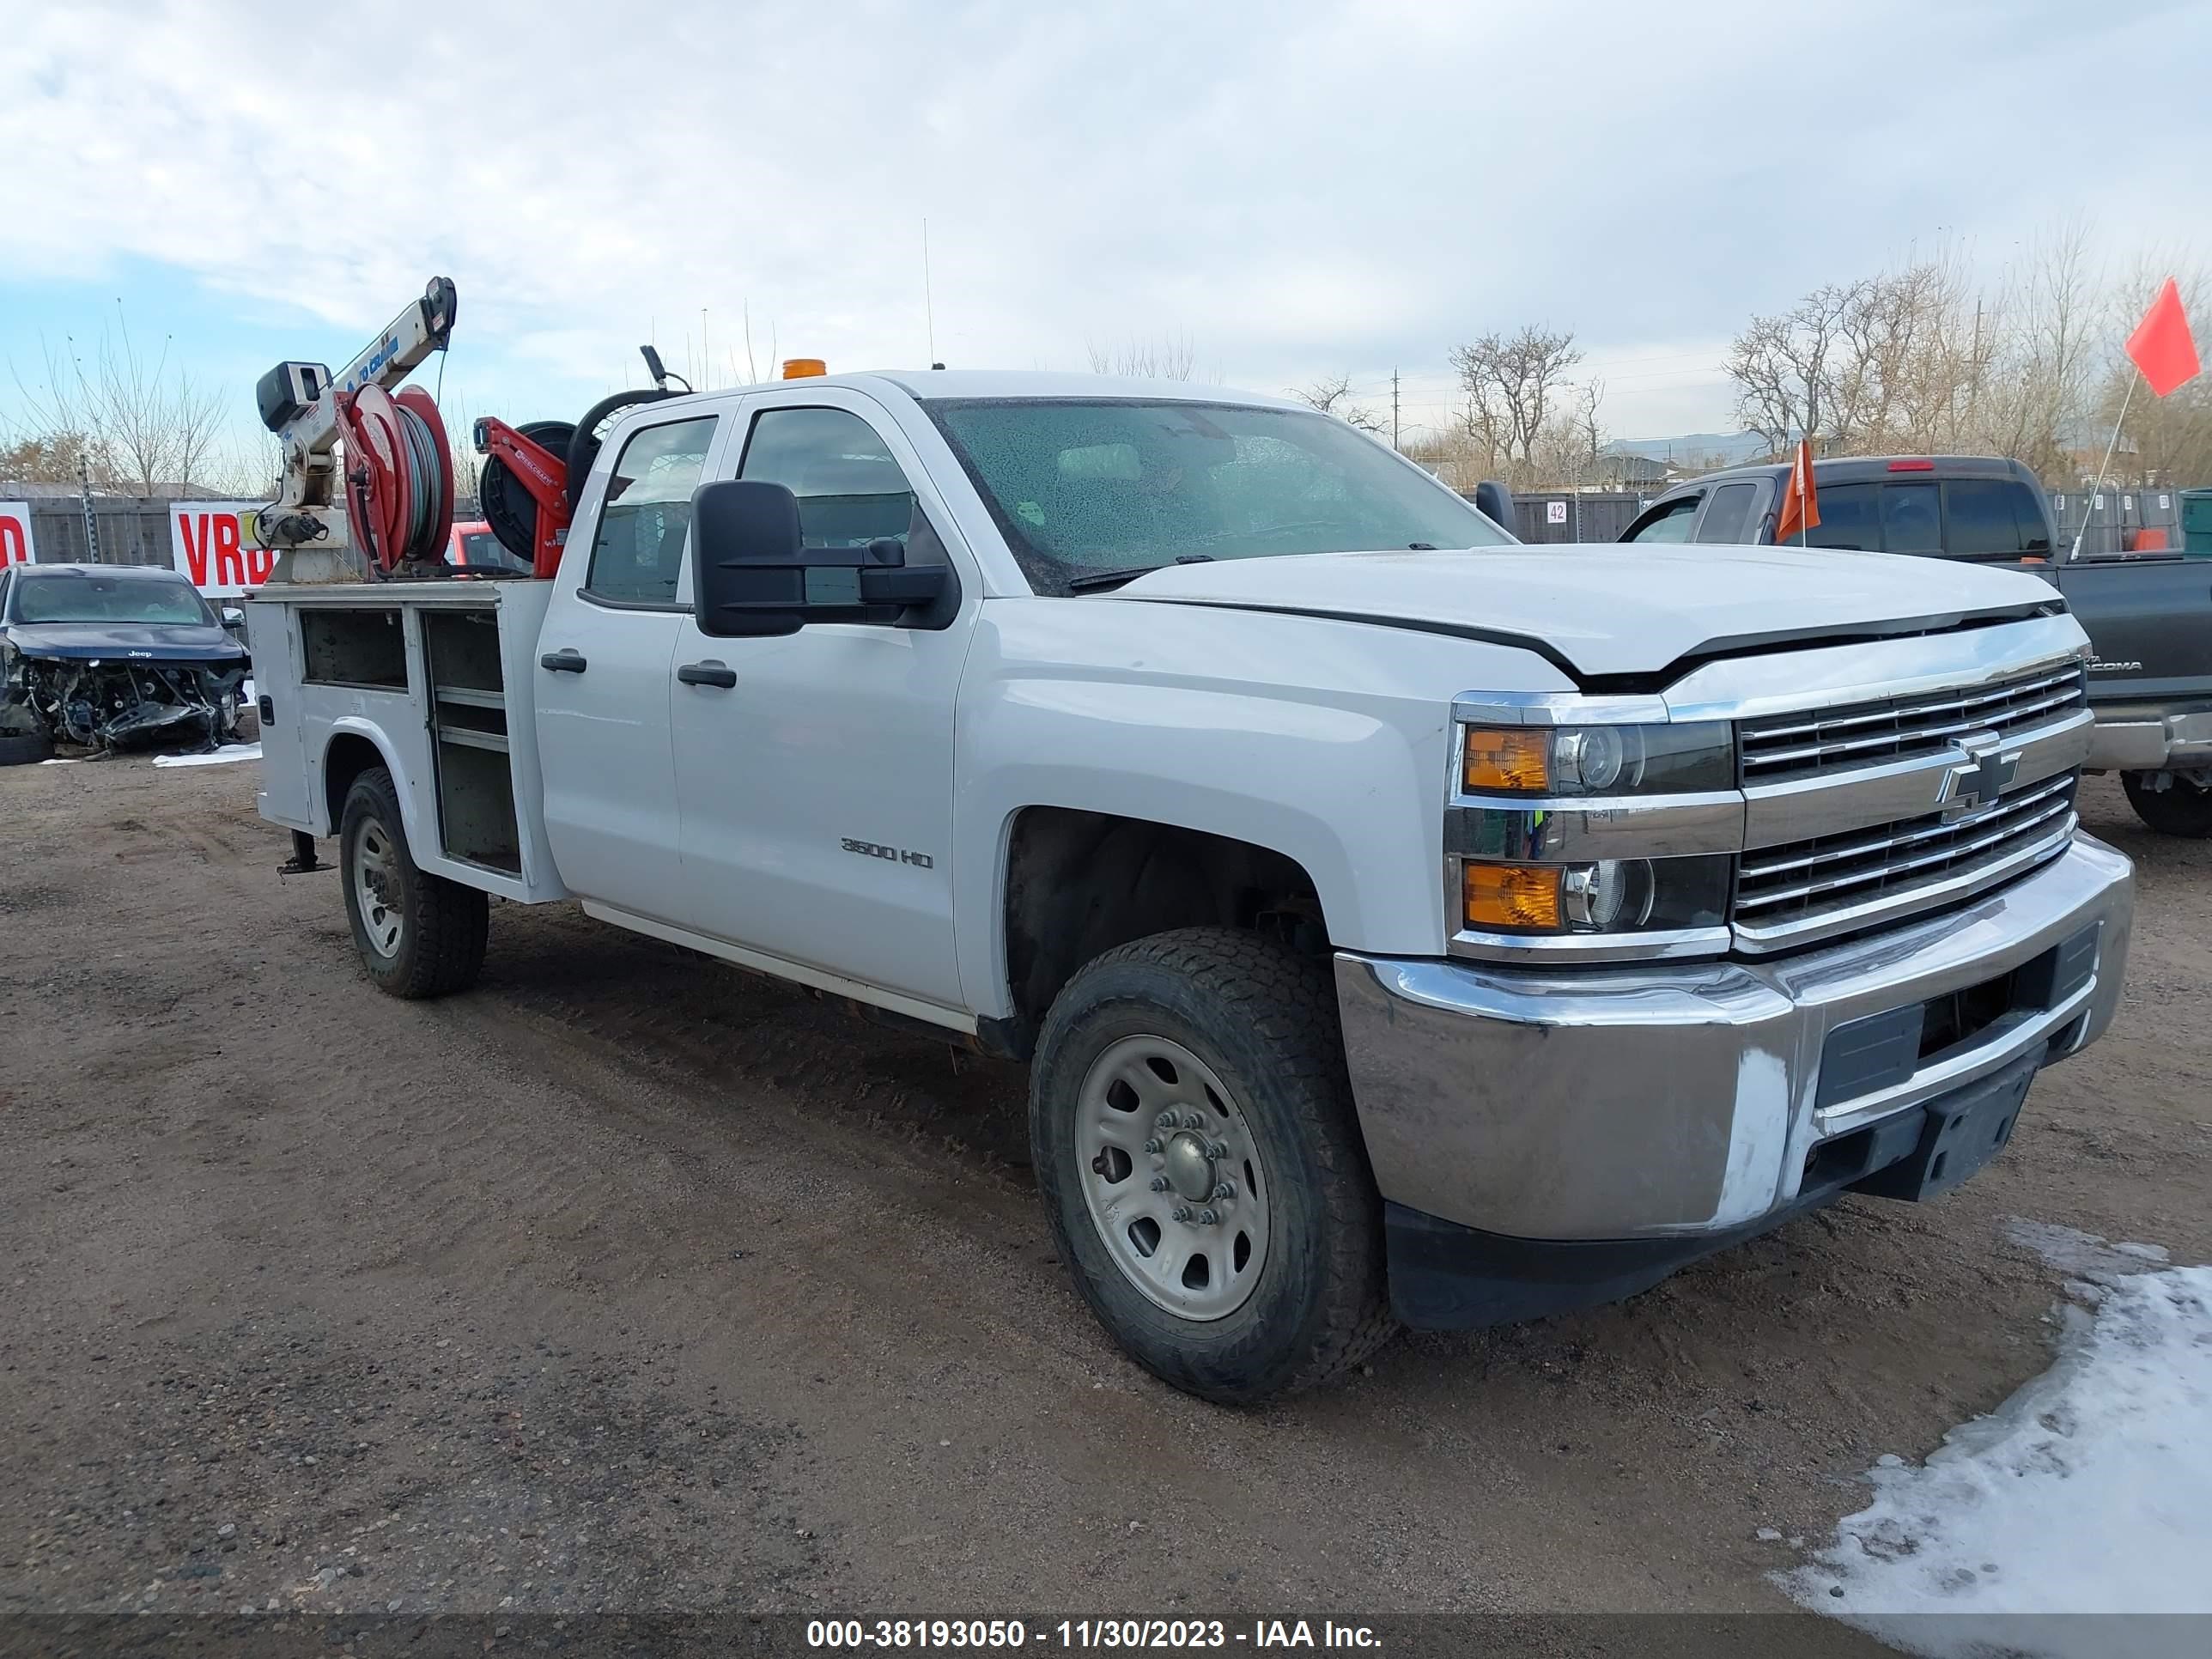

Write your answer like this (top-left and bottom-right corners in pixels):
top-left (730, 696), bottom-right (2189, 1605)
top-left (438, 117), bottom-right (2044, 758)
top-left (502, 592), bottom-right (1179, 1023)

top-left (690, 479), bottom-right (958, 638)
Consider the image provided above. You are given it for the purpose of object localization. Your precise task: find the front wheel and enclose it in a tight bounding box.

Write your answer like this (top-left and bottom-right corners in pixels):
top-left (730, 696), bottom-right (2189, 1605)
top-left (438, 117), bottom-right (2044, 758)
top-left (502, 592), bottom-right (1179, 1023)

top-left (338, 766), bottom-right (489, 998)
top-left (2123, 769), bottom-right (2212, 838)
top-left (0, 726), bottom-right (54, 766)
top-left (1030, 927), bottom-right (1395, 1403)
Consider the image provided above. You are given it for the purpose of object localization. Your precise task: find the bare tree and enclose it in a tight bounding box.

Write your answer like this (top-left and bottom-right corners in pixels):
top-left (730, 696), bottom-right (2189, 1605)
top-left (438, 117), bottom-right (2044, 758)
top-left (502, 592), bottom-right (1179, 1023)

top-left (9, 305), bottom-right (227, 495)
top-left (1726, 285), bottom-right (1851, 455)
top-left (1571, 378), bottom-right (1606, 469)
top-left (1088, 335), bottom-right (1199, 380)
top-left (1987, 221), bottom-right (2100, 476)
top-left (0, 427), bottom-right (99, 484)
top-left (1449, 326), bottom-right (1583, 471)
top-left (1726, 232), bottom-right (2115, 473)
top-left (1289, 374), bottom-right (1384, 433)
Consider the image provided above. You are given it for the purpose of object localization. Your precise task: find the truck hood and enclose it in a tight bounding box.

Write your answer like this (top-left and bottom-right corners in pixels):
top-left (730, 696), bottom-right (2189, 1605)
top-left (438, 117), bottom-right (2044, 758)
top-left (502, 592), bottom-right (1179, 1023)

top-left (3, 621), bottom-right (247, 664)
top-left (1102, 544), bottom-right (2063, 680)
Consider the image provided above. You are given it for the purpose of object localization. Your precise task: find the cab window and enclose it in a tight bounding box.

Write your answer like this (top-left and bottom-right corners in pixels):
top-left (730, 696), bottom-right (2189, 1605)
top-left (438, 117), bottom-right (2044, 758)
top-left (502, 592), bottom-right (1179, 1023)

top-left (1881, 482), bottom-right (1942, 555)
top-left (739, 407), bottom-right (917, 548)
top-left (1804, 483), bottom-right (1879, 550)
top-left (1626, 496), bottom-right (1700, 543)
top-left (585, 416), bottom-right (719, 605)
top-left (1945, 478), bottom-right (2051, 560)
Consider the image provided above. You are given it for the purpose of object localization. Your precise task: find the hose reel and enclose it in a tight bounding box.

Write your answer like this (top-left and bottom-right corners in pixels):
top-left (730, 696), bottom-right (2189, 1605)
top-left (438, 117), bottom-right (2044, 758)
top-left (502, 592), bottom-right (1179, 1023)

top-left (477, 387), bottom-right (676, 573)
top-left (336, 383), bottom-right (456, 573)
top-left (478, 420), bottom-right (577, 570)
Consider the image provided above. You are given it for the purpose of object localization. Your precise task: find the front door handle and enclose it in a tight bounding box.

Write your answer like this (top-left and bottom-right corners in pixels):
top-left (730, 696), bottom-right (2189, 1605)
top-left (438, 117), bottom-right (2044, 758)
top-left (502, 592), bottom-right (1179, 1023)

top-left (540, 648), bottom-right (588, 674)
top-left (677, 659), bottom-right (737, 690)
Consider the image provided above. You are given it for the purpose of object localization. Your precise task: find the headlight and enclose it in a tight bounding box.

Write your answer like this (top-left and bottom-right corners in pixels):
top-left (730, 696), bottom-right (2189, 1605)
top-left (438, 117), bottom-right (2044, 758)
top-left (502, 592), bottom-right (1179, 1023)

top-left (1460, 854), bottom-right (1731, 937)
top-left (1460, 721), bottom-right (1734, 796)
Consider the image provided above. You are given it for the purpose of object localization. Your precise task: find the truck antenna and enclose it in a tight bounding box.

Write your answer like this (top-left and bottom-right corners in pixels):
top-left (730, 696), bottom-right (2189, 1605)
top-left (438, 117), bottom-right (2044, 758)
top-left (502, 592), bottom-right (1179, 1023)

top-left (922, 217), bottom-right (937, 366)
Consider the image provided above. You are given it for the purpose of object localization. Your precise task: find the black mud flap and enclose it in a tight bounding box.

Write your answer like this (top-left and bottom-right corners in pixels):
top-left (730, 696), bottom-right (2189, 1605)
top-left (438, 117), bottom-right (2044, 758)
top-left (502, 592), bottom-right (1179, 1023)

top-left (1851, 1049), bottom-right (2042, 1204)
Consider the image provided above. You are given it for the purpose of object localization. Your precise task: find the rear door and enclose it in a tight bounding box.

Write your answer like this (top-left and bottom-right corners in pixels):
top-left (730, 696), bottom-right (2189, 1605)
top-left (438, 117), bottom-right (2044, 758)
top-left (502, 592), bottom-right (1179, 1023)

top-left (534, 407), bottom-right (726, 924)
top-left (1691, 481), bottom-right (1761, 545)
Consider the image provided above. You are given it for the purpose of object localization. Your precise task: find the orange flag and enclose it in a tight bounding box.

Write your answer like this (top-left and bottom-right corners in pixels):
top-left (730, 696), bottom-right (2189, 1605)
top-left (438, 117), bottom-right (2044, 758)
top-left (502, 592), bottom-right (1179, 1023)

top-left (1774, 438), bottom-right (1820, 544)
top-left (2126, 277), bottom-right (2202, 398)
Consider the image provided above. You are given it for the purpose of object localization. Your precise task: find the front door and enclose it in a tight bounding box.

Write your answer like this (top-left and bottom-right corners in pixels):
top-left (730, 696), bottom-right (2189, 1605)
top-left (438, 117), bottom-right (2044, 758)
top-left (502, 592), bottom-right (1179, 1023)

top-left (535, 410), bottom-right (725, 927)
top-left (669, 392), bottom-right (970, 1012)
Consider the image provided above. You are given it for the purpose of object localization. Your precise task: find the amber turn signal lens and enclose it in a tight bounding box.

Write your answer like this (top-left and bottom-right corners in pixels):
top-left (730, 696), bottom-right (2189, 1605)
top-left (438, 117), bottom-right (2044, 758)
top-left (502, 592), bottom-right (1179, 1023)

top-left (1462, 727), bottom-right (1550, 793)
top-left (1462, 861), bottom-right (1562, 931)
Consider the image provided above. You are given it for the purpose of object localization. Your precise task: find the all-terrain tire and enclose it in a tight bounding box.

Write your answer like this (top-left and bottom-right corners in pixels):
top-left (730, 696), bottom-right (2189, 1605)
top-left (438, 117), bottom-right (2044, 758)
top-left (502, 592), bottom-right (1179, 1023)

top-left (338, 766), bottom-right (489, 998)
top-left (0, 727), bottom-right (54, 766)
top-left (2123, 770), bottom-right (2212, 838)
top-left (1030, 926), bottom-right (1396, 1404)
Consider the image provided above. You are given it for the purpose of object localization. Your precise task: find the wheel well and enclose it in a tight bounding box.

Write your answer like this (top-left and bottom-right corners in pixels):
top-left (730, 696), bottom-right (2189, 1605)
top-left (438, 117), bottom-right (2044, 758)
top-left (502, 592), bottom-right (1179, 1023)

top-left (1002, 807), bottom-right (1327, 1040)
top-left (322, 733), bottom-right (388, 832)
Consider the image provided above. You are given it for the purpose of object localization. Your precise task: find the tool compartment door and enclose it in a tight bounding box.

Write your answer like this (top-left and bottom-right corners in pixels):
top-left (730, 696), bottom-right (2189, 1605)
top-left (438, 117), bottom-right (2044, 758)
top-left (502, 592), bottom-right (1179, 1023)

top-left (245, 594), bottom-right (314, 831)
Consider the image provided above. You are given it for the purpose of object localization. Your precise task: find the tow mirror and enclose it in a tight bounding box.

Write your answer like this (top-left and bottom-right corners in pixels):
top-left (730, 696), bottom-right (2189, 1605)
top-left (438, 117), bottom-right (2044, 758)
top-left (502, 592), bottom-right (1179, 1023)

top-left (690, 479), bottom-right (955, 638)
top-left (1474, 479), bottom-right (1516, 533)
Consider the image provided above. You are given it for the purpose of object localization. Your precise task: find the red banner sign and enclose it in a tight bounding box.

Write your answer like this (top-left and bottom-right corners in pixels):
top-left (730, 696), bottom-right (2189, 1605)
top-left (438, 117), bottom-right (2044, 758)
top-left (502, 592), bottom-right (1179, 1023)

top-left (0, 502), bottom-right (33, 569)
top-left (169, 504), bottom-right (277, 597)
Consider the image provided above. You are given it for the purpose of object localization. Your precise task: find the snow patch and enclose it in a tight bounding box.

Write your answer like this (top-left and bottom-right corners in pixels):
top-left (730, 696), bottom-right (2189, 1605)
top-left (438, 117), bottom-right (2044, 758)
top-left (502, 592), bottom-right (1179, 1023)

top-left (154, 743), bottom-right (261, 769)
top-left (2007, 1218), bottom-right (2170, 1288)
top-left (1785, 1227), bottom-right (2212, 1659)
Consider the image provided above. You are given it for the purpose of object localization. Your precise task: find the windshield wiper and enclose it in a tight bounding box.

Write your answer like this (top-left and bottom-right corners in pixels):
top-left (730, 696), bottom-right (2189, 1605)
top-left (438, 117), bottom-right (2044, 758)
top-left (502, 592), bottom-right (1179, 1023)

top-left (1066, 554), bottom-right (1214, 593)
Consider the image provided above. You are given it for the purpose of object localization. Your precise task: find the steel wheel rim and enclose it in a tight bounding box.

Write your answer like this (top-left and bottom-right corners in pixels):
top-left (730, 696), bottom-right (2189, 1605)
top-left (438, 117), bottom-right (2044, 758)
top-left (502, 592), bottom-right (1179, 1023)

top-left (1074, 1034), bottom-right (1271, 1322)
top-left (353, 817), bottom-right (404, 958)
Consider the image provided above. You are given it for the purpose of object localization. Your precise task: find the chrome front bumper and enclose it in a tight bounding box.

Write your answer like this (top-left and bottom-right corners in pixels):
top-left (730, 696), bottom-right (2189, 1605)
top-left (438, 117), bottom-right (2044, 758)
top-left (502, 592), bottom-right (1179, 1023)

top-left (1334, 835), bottom-right (2133, 1242)
top-left (2085, 705), bottom-right (2212, 772)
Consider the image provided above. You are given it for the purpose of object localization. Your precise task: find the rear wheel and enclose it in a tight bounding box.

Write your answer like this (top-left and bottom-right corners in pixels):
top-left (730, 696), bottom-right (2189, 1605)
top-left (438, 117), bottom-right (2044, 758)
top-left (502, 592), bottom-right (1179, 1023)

top-left (338, 766), bottom-right (488, 997)
top-left (1030, 927), bottom-right (1395, 1403)
top-left (2123, 769), bottom-right (2212, 838)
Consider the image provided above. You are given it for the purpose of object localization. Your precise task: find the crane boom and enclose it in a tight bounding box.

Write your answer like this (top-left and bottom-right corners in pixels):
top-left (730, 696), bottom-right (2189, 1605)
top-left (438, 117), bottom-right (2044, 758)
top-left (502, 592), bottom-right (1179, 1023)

top-left (251, 277), bottom-right (458, 554)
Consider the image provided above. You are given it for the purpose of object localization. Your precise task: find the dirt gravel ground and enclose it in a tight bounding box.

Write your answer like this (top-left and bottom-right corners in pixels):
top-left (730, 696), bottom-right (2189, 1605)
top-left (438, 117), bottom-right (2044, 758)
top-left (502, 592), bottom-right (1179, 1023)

top-left (1, 758), bottom-right (2205, 1651)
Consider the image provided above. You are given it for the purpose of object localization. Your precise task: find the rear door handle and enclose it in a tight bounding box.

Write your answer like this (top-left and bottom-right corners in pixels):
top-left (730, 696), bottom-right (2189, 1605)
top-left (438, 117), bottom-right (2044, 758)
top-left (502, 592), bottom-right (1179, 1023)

top-left (540, 648), bottom-right (588, 673)
top-left (677, 659), bottom-right (737, 690)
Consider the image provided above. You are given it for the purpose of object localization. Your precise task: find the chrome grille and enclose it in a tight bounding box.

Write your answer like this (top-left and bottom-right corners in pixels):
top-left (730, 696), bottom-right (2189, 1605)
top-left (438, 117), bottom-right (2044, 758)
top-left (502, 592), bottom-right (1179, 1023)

top-left (1738, 662), bottom-right (2087, 785)
top-left (1734, 773), bottom-right (2078, 938)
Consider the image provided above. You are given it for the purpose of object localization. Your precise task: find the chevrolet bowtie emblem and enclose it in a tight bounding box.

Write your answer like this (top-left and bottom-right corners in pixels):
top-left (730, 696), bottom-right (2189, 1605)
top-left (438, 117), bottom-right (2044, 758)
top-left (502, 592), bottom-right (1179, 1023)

top-left (1940, 734), bottom-right (2020, 816)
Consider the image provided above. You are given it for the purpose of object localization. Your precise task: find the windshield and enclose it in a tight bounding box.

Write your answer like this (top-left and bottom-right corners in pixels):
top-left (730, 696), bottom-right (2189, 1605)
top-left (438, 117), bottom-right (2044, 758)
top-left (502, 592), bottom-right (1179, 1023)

top-left (13, 571), bottom-right (213, 627)
top-left (925, 398), bottom-right (1511, 592)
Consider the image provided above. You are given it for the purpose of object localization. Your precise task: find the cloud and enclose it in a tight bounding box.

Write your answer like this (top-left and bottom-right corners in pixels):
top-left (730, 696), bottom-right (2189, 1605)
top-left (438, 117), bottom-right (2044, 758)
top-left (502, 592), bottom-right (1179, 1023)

top-left (3, 0), bottom-right (2206, 436)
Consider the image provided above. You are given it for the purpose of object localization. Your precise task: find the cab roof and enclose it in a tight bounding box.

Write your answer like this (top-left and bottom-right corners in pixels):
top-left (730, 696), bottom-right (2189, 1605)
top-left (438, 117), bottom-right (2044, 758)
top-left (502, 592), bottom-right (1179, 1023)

top-left (710, 369), bottom-right (1308, 410)
top-left (1680, 453), bottom-right (2041, 489)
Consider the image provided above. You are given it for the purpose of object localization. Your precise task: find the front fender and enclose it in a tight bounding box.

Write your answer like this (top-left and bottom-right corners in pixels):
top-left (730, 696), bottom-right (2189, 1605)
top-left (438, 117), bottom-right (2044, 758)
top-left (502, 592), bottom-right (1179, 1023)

top-left (951, 598), bottom-right (1573, 1018)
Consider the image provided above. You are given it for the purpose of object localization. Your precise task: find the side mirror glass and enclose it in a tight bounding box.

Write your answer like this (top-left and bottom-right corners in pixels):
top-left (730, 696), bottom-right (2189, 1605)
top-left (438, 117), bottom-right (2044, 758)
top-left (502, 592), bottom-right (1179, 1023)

top-left (690, 479), bottom-right (956, 638)
top-left (222, 606), bottom-right (246, 627)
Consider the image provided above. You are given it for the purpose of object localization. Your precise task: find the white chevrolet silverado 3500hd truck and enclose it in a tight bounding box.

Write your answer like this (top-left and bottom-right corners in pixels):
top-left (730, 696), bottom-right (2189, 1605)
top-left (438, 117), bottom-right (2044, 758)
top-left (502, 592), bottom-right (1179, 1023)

top-left (249, 372), bottom-right (2134, 1402)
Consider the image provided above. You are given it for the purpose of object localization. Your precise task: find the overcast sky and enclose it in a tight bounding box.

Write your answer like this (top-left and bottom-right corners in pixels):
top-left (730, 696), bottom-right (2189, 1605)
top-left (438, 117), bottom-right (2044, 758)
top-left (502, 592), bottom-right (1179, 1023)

top-left (3, 0), bottom-right (2208, 455)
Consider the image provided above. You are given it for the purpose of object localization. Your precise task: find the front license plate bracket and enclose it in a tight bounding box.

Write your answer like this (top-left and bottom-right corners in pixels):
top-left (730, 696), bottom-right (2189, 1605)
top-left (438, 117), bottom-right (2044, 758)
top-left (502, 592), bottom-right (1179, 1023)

top-left (1850, 1050), bottom-right (2043, 1203)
